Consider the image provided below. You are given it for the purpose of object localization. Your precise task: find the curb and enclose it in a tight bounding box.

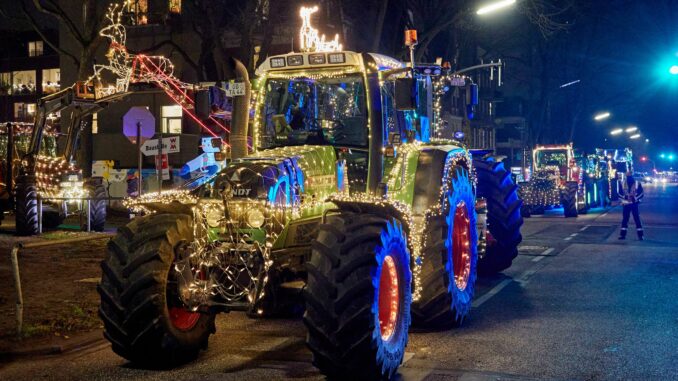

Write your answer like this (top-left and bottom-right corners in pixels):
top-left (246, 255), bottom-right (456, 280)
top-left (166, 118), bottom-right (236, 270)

top-left (0, 336), bottom-right (107, 359)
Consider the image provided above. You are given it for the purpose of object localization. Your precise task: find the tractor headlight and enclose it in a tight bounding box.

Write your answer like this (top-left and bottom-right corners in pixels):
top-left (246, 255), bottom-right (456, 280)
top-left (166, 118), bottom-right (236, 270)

top-left (246, 208), bottom-right (266, 228)
top-left (205, 206), bottom-right (224, 227)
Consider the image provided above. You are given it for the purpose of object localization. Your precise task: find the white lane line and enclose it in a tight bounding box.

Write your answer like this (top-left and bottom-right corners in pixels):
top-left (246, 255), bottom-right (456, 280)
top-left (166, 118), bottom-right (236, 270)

top-left (472, 279), bottom-right (512, 308)
top-left (601, 212), bottom-right (609, 217)
top-left (564, 233), bottom-right (578, 241)
top-left (564, 237), bottom-right (573, 241)
top-left (532, 247), bottom-right (554, 262)
top-left (580, 225), bottom-right (590, 231)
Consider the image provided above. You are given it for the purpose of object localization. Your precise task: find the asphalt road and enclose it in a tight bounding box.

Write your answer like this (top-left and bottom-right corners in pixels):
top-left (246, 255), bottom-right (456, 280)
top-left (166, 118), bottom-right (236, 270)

top-left (2, 183), bottom-right (677, 381)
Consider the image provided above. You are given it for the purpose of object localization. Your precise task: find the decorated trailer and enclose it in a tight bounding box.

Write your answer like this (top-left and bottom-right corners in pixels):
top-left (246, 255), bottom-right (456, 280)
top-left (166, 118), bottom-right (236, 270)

top-left (98, 5), bottom-right (521, 379)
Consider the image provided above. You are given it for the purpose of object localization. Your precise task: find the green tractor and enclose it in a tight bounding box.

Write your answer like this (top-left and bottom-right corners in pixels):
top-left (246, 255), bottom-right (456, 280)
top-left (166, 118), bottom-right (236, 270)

top-left (99, 50), bottom-right (522, 378)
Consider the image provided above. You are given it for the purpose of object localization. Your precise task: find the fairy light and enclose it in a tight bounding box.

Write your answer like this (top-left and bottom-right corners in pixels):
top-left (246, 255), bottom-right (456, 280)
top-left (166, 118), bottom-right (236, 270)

top-left (299, 6), bottom-right (342, 53)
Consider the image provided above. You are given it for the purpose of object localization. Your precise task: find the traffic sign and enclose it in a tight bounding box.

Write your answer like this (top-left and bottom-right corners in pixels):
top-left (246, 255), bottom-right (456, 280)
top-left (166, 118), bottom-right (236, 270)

top-left (123, 107), bottom-right (155, 144)
top-left (141, 136), bottom-right (181, 156)
top-left (155, 154), bottom-right (170, 180)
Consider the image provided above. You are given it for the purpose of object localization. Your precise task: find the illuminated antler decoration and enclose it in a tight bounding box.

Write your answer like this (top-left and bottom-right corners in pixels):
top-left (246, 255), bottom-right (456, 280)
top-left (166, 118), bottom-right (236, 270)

top-left (299, 6), bottom-right (342, 52)
top-left (92, 3), bottom-right (230, 142)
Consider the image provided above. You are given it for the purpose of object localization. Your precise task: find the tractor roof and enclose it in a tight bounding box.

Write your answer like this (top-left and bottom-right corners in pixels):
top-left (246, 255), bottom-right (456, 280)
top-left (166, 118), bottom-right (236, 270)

top-left (255, 51), bottom-right (403, 76)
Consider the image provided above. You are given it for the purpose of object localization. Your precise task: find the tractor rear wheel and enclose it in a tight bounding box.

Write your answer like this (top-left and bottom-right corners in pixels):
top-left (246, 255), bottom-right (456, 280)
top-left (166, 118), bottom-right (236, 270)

top-left (98, 213), bottom-right (215, 368)
top-left (82, 178), bottom-right (107, 231)
top-left (305, 213), bottom-right (411, 379)
top-left (561, 182), bottom-right (579, 218)
top-left (15, 174), bottom-right (39, 236)
top-left (473, 159), bottom-right (523, 274)
top-left (412, 167), bottom-right (477, 328)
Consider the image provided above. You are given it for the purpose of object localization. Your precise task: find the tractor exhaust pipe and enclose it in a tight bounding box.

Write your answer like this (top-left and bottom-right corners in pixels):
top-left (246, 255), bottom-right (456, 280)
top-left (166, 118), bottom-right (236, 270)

top-left (228, 58), bottom-right (251, 160)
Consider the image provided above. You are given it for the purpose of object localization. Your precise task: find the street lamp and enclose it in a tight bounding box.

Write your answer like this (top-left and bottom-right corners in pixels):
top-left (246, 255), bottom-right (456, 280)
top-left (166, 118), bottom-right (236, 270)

top-left (477, 0), bottom-right (517, 15)
top-left (629, 133), bottom-right (641, 139)
top-left (625, 126), bottom-right (638, 133)
top-left (670, 65), bottom-right (678, 75)
top-left (594, 112), bottom-right (611, 121)
top-left (610, 128), bottom-right (623, 135)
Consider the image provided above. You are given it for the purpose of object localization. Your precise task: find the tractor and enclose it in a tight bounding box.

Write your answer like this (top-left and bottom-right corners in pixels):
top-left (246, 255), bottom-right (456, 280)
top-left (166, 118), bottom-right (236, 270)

top-left (519, 143), bottom-right (588, 217)
top-left (3, 83), bottom-right (127, 235)
top-left (98, 9), bottom-right (522, 378)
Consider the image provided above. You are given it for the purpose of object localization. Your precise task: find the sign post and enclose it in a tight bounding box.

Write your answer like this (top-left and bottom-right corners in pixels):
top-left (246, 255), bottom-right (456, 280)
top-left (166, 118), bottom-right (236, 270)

top-left (157, 129), bottom-right (163, 193)
top-left (123, 107), bottom-right (156, 197)
top-left (137, 122), bottom-right (142, 196)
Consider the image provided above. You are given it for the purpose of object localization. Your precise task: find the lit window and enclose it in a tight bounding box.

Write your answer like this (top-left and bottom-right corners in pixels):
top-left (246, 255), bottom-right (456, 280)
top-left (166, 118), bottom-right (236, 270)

top-left (169, 0), bottom-right (181, 13)
top-left (125, 0), bottom-right (148, 25)
top-left (92, 113), bottom-right (98, 134)
top-left (161, 105), bottom-right (182, 133)
top-left (12, 70), bottom-right (37, 94)
top-left (14, 103), bottom-right (36, 122)
top-left (0, 72), bottom-right (10, 95)
top-left (42, 68), bottom-right (60, 94)
top-left (28, 41), bottom-right (43, 57)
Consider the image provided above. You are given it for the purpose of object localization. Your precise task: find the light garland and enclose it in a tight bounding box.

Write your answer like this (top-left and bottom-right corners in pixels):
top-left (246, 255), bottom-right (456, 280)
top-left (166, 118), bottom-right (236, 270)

top-left (299, 6), bottom-right (342, 53)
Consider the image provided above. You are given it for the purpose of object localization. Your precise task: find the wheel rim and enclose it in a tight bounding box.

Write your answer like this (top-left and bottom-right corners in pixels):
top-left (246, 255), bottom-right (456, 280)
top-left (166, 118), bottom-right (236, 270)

top-left (168, 243), bottom-right (202, 331)
top-left (169, 307), bottom-right (200, 331)
top-left (453, 201), bottom-right (471, 290)
top-left (378, 255), bottom-right (399, 342)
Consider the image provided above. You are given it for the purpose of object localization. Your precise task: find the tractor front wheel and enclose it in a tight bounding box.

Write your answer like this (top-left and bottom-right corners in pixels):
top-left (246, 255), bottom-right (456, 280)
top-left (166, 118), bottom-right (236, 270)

top-left (412, 166), bottom-right (477, 328)
top-left (305, 213), bottom-right (411, 379)
top-left (15, 174), bottom-right (39, 236)
top-left (82, 178), bottom-right (107, 231)
top-left (98, 214), bottom-right (215, 368)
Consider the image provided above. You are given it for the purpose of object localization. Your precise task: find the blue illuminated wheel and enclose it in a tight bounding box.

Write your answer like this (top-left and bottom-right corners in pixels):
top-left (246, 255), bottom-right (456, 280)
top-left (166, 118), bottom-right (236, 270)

top-left (412, 166), bottom-right (478, 328)
top-left (305, 213), bottom-right (411, 379)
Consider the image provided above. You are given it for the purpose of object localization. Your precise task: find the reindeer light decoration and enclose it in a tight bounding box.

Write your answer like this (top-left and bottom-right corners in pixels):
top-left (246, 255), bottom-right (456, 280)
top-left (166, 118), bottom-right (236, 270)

top-left (299, 6), bottom-right (342, 53)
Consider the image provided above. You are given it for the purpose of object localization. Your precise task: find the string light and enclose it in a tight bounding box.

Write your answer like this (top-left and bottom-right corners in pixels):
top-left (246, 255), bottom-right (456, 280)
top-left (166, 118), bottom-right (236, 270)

top-left (299, 6), bottom-right (342, 53)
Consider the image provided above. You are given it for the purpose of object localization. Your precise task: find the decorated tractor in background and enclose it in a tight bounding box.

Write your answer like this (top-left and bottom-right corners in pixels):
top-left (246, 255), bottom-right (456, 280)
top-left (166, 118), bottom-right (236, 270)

top-left (519, 143), bottom-right (589, 217)
top-left (2, 83), bottom-right (125, 235)
top-left (595, 147), bottom-right (633, 201)
top-left (98, 13), bottom-right (523, 378)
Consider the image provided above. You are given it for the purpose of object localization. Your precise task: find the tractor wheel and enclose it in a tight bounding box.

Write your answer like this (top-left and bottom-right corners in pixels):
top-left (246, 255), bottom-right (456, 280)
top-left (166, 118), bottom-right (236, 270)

top-left (412, 167), bottom-right (477, 328)
top-left (561, 182), bottom-right (579, 218)
top-left (15, 174), bottom-right (39, 236)
top-left (82, 178), bottom-right (107, 232)
top-left (473, 159), bottom-right (523, 274)
top-left (98, 213), bottom-right (216, 368)
top-left (305, 213), bottom-right (411, 379)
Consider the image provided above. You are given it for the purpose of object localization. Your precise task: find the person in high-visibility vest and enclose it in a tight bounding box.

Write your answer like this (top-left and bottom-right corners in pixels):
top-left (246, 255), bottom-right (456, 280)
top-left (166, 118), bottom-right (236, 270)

top-left (618, 170), bottom-right (644, 240)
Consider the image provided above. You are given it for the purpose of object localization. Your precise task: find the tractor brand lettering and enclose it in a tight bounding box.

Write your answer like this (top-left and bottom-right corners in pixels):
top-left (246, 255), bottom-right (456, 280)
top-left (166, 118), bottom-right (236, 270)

top-left (232, 188), bottom-right (252, 196)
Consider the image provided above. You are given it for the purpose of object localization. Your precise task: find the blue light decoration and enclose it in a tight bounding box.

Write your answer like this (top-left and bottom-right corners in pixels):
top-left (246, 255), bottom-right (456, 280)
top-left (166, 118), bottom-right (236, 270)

top-left (454, 131), bottom-right (465, 140)
top-left (268, 174), bottom-right (291, 205)
top-left (336, 159), bottom-right (347, 192)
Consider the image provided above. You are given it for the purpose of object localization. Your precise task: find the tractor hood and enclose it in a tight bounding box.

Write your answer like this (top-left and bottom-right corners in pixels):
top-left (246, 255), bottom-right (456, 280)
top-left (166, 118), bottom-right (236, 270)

top-left (221, 145), bottom-right (338, 204)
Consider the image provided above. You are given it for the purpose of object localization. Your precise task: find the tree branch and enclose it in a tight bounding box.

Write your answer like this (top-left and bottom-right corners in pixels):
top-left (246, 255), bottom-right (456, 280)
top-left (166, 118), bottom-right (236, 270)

top-left (129, 40), bottom-right (200, 75)
top-left (20, 1), bottom-right (79, 67)
top-left (31, 0), bottom-right (86, 44)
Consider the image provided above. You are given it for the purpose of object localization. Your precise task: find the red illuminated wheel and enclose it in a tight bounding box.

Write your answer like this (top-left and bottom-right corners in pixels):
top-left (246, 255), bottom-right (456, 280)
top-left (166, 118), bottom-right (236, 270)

top-left (98, 214), bottom-right (216, 368)
top-left (412, 166), bottom-right (477, 328)
top-left (473, 158), bottom-right (523, 274)
top-left (306, 212), bottom-right (411, 379)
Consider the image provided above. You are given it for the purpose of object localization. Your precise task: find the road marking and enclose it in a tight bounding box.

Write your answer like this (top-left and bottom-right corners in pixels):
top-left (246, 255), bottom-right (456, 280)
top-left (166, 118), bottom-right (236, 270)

top-left (564, 233), bottom-right (578, 241)
top-left (580, 225), bottom-right (590, 231)
top-left (472, 279), bottom-right (512, 308)
top-left (532, 247), bottom-right (554, 262)
top-left (601, 212), bottom-right (609, 217)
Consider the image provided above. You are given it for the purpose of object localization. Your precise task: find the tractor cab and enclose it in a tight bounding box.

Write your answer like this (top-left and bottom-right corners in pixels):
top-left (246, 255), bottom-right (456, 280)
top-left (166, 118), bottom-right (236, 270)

top-left (533, 144), bottom-right (577, 184)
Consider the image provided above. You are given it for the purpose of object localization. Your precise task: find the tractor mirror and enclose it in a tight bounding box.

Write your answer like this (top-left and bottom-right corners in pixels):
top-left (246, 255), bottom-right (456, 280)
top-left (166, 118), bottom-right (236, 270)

top-left (395, 77), bottom-right (417, 111)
